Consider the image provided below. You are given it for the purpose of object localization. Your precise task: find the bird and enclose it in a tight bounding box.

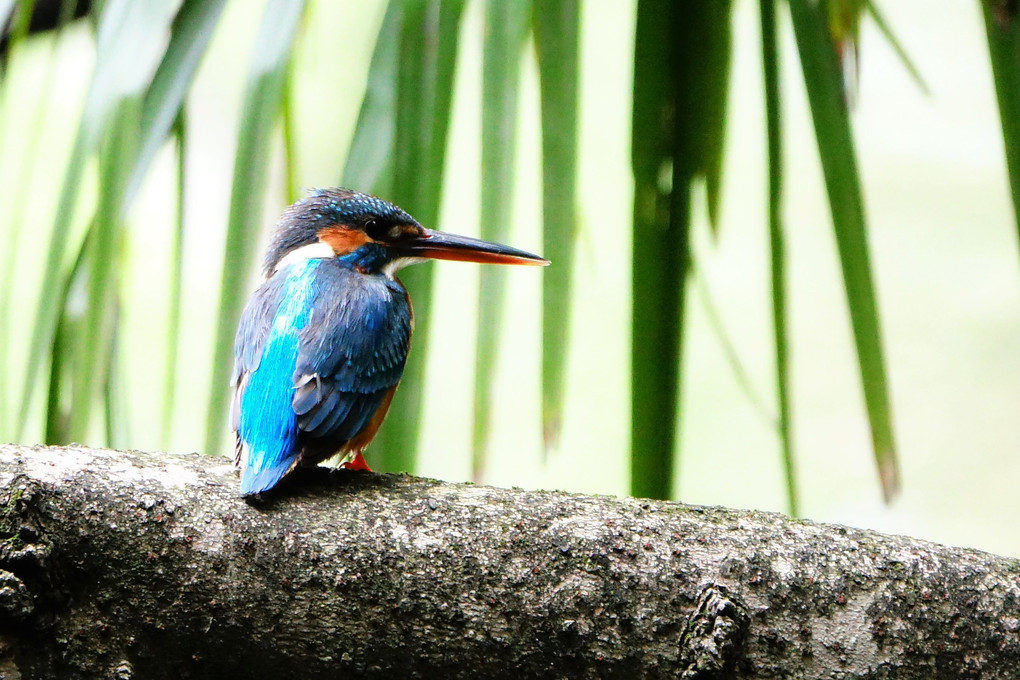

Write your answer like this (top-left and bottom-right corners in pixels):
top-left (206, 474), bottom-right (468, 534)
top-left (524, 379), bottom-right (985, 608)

top-left (231, 188), bottom-right (548, 496)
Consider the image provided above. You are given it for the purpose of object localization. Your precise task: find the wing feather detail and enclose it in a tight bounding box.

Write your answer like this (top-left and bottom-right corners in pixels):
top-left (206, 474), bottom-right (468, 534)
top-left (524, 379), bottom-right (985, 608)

top-left (292, 260), bottom-right (411, 446)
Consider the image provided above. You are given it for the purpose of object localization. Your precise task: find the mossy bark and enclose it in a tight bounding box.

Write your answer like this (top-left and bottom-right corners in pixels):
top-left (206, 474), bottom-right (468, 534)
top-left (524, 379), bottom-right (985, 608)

top-left (0, 444), bottom-right (1018, 679)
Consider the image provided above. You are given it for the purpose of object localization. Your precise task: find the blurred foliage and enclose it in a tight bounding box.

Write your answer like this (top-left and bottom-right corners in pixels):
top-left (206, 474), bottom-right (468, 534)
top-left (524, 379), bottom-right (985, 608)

top-left (473, 0), bottom-right (530, 482)
top-left (202, 0), bottom-right (304, 455)
top-left (0, 0), bottom-right (1018, 513)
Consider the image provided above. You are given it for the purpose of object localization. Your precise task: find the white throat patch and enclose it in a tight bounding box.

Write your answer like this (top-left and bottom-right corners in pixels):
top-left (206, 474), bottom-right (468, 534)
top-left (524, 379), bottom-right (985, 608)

top-left (273, 241), bottom-right (336, 274)
top-left (381, 256), bottom-right (427, 279)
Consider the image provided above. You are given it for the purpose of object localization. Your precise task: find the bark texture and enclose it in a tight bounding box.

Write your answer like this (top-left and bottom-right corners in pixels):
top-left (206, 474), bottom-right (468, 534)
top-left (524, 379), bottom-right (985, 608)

top-left (0, 444), bottom-right (1018, 679)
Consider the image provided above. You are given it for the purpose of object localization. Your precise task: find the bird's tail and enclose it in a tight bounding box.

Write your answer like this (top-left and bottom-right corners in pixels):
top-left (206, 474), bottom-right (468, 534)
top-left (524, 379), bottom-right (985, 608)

top-left (239, 440), bottom-right (299, 496)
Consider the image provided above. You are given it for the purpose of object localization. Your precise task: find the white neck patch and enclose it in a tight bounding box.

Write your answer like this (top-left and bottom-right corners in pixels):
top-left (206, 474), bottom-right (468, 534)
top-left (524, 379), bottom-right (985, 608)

top-left (273, 241), bottom-right (336, 274)
top-left (381, 256), bottom-right (427, 280)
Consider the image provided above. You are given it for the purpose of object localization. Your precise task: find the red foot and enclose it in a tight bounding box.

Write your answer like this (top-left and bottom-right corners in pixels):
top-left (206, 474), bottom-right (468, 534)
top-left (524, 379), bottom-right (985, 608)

top-left (340, 451), bottom-right (372, 472)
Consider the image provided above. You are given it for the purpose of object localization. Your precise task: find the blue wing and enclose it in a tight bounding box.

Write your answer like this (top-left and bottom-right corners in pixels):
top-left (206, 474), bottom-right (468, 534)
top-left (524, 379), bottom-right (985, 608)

top-left (291, 261), bottom-right (411, 445)
top-left (232, 262), bottom-right (318, 495)
top-left (232, 258), bottom-right (411, 496)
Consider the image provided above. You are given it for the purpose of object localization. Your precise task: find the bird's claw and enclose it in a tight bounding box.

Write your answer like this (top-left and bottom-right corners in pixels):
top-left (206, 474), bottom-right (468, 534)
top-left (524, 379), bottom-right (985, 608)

top-left (339, 451), bottom-right (372, 472)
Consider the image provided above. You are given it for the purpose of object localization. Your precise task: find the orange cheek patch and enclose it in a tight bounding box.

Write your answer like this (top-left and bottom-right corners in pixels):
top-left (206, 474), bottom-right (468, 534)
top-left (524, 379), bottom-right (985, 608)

top-left (318, 226), bottom-right (372, 255)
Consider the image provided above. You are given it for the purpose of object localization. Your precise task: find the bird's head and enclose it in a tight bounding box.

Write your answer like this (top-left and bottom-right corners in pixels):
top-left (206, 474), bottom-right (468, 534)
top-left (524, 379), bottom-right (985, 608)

top-left (264, 188), bottom-right (548, 277)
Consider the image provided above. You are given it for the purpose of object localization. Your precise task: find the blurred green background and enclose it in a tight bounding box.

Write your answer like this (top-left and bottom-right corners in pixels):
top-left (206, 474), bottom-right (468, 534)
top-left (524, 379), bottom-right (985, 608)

top-left (2, 1), bottom-right (1019, 557)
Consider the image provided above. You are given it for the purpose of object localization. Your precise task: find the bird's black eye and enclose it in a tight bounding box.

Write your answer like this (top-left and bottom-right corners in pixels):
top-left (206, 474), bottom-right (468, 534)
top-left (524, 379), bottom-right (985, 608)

top-left (364, 218), bottom-right (388, 240)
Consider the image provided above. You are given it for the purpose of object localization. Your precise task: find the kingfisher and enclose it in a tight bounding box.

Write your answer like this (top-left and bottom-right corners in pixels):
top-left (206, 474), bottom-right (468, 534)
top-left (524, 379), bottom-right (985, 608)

top-left (231, 188), bottom-right (548, 496)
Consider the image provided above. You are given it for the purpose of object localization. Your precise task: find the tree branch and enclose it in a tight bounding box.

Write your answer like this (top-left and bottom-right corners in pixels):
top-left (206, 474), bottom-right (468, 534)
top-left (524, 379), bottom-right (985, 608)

top-left (0, 444), bottom-right (1017, 679)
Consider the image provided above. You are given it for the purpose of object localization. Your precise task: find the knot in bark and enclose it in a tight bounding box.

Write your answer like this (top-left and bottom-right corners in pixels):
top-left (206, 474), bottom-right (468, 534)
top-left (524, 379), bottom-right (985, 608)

top-left (679, 584), bottom-right (750, 678)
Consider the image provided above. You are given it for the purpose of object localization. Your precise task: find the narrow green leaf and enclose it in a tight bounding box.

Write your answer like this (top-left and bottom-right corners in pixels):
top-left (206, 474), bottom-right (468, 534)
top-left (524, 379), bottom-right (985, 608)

top-left (421, 1), bottom-right (465, 214)
top-left (341, 0), bottom-right (402, 196)
top-left (282, 62), bottom-right (300, 205)
top-left (698, 2), bottom-right (733, 231)
top-left (789, 0), bottom-right (899, 501)
top-left (532, 0), bottom-right (579, 454)
top-left (17, 0), bottom-right (181, 438)
top-left (865, 1), bottom-right (929, 95)
top-left (0, 0), bottom-right (61, 437)
top-left (44, 229), bottom-right (92, 444)
top-left (70, 0), bottom-right (219, 444)
top-left (203, 0), bottom-right (306, 456)
top-left (760, 0), bottom-right (798, 516)
top-left (104, 304), bottom-right (130, 448)
top-left (630, 0), bottom-right (684, 501)
top-left (14, 66), bottom-right (91, 442)
top-left (125, 0), bottom-right (229, 207)
top-left (161, 112), bottom-right (187, 447)
top-left (630, 0), bottom-right (733, 501)
top-left (470, 0), bottom-right (530, 482)
top-left (982, 1), bottom-right (1020, 269)
top-left (67, 97), bottom-right (141, 442)
top-left (44, 307), bottom-right (74, 443)
top-left (367, 0), bottom-right (466, 473)
top-left (36, 0), bottom-right (96, 442)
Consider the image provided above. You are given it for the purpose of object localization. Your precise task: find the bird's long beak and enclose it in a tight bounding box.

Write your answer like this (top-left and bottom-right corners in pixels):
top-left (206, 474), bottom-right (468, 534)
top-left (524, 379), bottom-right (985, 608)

top-left (405, 228), bottom-right (550, 266)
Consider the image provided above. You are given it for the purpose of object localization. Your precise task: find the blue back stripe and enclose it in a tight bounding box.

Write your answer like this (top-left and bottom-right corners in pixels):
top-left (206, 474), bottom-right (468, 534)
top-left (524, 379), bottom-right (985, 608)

top-left (239, 260), bottom-right (320, 494)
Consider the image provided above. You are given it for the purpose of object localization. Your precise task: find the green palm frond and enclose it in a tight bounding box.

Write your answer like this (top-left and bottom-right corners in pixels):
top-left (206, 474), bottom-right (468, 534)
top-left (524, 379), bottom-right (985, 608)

top-left (21, 0), bottom-right (181, 441)
top-left (533, 0), bottom-right (580, 455)
top-left (984, 0), bottom-right (1020, 265)
top-left (366, 0), bottom-right (466, 473)
top-left (789, 0), bottom-right (899, 501)
top-left (472, 0), bottom-right (530, 482)
top-left (760, 0), bottom-right (798, 515)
